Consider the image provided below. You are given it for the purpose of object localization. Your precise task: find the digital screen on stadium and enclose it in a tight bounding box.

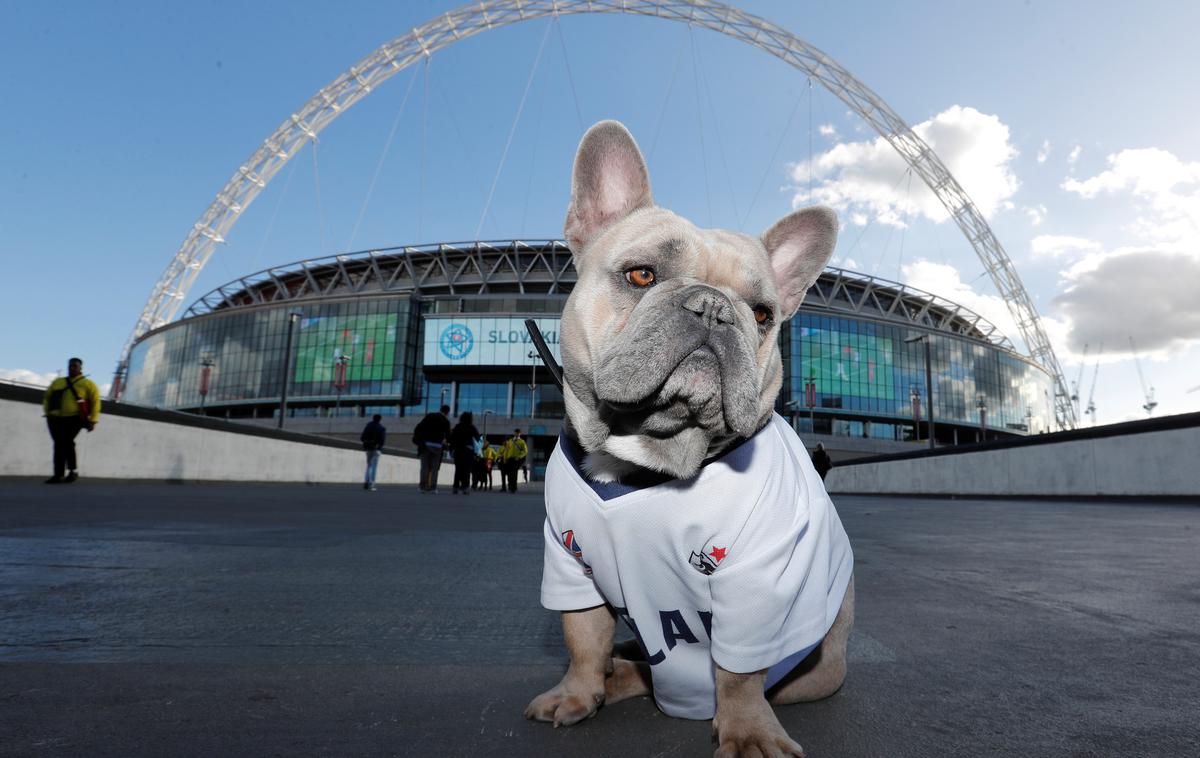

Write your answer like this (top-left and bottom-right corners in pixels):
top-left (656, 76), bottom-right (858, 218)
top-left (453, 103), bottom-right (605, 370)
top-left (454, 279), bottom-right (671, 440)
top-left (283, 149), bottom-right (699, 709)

top-left (294, 313), bottom-right (398, 383)
top-left (423, 316), bottom-right (562, 367)
top-left (798, 326), bottom-right (896, 400)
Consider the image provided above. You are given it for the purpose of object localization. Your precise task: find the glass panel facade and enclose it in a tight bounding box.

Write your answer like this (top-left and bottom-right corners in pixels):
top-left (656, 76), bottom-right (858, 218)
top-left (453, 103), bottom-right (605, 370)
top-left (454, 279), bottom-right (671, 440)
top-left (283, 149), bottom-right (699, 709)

top-left (454, 382), bottom-right (510, 416)
top-left (512, 382), bottom-right (564, 419)
top-left (123, 298), bottom-right (417, 410)
top-left (124, 295), bottom-right (1056, 437)
top-left (780, 313), bottom-right (1055, 435)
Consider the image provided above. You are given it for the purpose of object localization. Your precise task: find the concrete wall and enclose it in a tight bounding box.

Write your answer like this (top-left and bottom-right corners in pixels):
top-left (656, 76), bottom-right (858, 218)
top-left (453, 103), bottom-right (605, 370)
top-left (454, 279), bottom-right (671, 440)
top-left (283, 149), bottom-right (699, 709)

top-left (0, 388), bottom-right (421, 484)
top-left (825, 415), bottom-right (1200, 498)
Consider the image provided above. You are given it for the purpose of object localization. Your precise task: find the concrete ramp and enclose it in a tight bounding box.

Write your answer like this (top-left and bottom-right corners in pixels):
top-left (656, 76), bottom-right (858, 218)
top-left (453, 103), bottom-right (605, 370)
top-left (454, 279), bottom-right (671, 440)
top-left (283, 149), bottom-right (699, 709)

top-left (826, 411), bottom-right (1200, 498)
top-left (1, 384), bottom-right (420, 484)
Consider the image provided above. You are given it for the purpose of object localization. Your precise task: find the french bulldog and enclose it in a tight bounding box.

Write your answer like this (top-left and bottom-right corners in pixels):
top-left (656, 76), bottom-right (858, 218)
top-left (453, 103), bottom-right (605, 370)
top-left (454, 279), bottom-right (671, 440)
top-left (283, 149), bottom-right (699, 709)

top-left (525, 120), bottom-right (855, 758)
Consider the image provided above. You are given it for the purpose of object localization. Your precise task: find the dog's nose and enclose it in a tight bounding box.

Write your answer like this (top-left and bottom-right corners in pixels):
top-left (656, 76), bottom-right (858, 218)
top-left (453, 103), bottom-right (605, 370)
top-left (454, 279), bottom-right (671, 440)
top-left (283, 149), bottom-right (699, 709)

top-left (680, 287), bottom-right (735, 326)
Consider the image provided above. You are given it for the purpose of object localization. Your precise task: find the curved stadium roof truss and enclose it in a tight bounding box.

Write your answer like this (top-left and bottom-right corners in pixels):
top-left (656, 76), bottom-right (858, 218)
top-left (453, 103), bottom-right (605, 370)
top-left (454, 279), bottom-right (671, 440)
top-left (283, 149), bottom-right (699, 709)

top-left (120, 0), bottom-right (1074, 426)
top-left (182, 242), bottom-right (1013, 353)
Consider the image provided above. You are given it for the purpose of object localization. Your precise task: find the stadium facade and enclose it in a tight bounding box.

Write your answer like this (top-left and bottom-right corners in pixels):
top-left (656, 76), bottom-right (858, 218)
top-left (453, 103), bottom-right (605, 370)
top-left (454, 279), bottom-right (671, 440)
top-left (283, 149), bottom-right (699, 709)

top-left (121, 240), bottom-right (1057, 472)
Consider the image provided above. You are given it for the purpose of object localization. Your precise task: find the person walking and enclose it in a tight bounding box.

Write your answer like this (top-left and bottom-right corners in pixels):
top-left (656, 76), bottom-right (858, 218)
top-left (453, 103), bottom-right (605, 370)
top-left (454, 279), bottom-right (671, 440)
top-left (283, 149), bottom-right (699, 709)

top-left (481, 439), bottom-right (498, 490)
top-left (42, 357), bottom-right (101, 484)
top-left (450, 412), bottom-right (480, 495)
top-left (811, 443), bottom-right (833, 481)
top-left (360, 414), bottom-right (386, 491)
top-left (500, 429), bottom-right (528, 494)
top-left (412, 404), bottom-right (451, 493)
top-left (472, 438), bottom-right (490, 490)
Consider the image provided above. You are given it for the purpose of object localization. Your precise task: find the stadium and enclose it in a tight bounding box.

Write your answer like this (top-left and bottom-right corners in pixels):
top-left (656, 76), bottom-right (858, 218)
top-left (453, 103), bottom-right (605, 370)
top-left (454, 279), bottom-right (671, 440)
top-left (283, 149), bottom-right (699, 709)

top-left (107, 2), bottom-right (1080, 474)
top-left (119, 239), bottom-right (1058, 473)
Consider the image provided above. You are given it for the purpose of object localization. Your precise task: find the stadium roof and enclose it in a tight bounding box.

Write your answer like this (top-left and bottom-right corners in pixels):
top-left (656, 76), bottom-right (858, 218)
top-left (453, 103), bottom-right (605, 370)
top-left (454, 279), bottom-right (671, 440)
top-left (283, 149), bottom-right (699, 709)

top-left (182, 240), bottom-right (1014, 350)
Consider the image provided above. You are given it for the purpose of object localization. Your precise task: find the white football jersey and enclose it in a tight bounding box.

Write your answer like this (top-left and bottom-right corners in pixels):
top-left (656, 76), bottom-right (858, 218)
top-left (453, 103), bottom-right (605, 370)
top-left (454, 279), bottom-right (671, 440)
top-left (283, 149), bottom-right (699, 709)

top-left (540, 413), bottom-right (854, 720)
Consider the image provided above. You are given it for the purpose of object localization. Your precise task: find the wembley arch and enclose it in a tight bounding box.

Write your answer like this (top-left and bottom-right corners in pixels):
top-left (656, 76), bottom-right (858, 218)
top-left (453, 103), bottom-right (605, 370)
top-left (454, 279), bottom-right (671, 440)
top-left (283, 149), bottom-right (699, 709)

top-left (115, 0), bottom-right (1076, 429)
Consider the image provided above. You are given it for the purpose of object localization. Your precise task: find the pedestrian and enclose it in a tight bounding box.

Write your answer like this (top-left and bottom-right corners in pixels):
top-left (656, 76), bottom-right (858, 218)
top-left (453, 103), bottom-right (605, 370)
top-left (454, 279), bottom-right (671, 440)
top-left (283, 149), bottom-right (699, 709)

top-left (500, 429), bottom-right (528, 494)
top-left (412, 404), bottom-right (451, 493)
top-left (811, 443), bottom-right (833, 481)
top-left (42, 357), bottom-right (101, 484)
top-left (450, 411), bottom-right (480, 495)
top-left (522, 458), bottom-right (530, 483)
top-left (472, 437), bottom-right (490, 490)
top-left (481, 439), bottom-right (498, 490)
top-left (360, 413), bottom-right (386, 491)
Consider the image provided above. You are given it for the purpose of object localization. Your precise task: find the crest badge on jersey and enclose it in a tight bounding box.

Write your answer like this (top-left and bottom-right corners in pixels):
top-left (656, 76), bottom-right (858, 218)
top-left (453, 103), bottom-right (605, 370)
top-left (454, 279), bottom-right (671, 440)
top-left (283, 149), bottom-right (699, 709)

top-left (562, 529), bottom-right (592, 574)
top-left (688, 545), bottom-right (728, 575)
top-left (561, 530), bottom-right (583, 557)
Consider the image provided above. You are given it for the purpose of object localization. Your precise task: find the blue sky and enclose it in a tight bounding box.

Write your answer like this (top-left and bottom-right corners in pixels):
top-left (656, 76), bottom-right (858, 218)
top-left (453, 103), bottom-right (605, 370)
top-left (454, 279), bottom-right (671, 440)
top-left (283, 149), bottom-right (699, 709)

top-left (3, 0), bottom-right (1199, 425)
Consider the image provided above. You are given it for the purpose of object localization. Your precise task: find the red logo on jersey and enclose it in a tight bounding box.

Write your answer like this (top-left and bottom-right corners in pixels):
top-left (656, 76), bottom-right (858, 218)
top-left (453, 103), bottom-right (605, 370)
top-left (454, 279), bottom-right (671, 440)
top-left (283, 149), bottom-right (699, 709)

top-left (690, 545), bottom-right (728, 575)
top-left (561, 530), bottom-right (583, 558)
top-left (562, 529), bottom-right (592, 575)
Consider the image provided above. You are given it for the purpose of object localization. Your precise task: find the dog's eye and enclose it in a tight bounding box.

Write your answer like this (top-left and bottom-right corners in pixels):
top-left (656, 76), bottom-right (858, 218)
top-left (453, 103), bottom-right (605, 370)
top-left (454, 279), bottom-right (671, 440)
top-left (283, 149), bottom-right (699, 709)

top-left (625, 267), bottom-right (657, 288)
top-left (753, 305), bottom-right (772, 324)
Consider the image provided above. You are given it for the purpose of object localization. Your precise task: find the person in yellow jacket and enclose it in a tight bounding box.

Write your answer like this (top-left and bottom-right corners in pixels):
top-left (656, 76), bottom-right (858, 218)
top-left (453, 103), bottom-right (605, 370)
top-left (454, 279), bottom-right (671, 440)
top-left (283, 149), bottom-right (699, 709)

top-left (499, 429), bottom-right (529, 493)
top-left (480, 440), bottom-right (499, 491)
top-left (42, 357), bottom-right (101, 484)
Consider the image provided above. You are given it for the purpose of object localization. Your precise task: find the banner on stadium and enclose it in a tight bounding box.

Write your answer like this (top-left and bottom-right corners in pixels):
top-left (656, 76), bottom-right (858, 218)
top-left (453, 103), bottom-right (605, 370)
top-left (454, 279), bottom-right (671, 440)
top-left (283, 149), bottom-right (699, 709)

top-left (422, 316), bottom-right (562, 367)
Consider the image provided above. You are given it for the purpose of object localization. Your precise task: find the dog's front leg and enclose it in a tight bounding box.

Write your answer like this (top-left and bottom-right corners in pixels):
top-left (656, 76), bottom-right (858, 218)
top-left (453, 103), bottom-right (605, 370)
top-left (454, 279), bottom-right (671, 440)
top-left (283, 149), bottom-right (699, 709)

top-left (524, 604), bottom-right (615, 727)
top-left (712, 667), bottom-right (805, 758)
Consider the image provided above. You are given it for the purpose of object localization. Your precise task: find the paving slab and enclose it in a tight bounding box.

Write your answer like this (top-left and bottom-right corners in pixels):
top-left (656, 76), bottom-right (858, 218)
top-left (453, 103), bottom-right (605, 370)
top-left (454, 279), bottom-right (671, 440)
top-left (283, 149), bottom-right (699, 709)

top-left (0, 480), bottom-right (1197, 757)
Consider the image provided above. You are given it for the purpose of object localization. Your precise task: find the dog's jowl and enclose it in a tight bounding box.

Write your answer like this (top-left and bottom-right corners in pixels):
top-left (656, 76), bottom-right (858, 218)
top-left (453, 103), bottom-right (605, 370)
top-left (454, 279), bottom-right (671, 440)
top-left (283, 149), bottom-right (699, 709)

top-left (524, 120), bottom-right (855, 758)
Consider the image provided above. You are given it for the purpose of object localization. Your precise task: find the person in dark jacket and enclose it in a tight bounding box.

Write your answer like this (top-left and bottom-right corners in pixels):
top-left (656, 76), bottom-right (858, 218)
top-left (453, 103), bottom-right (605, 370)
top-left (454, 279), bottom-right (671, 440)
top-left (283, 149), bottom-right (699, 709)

top-left (360, 414), bottom-right (386, 491)
top-left (811, 443), bottom-right (833, 481)
top-left (413, 405), bottom-right (452, 493)
top-left (450, 412), bottom-right (481, 495)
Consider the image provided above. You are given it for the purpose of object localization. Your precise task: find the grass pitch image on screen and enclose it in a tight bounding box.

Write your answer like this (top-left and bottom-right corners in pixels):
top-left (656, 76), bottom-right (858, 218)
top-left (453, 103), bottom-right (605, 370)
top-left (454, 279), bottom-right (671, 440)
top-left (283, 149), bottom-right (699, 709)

top-left (799, 326), bottom-right (896, 401)
top-left (293, 314), bottom-right (398, 384)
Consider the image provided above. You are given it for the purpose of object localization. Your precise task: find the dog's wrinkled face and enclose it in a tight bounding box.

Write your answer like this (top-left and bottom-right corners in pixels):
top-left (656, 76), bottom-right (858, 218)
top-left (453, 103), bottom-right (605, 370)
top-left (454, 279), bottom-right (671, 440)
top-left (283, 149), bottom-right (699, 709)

top-left (561, 121), bottom-right (838, 480)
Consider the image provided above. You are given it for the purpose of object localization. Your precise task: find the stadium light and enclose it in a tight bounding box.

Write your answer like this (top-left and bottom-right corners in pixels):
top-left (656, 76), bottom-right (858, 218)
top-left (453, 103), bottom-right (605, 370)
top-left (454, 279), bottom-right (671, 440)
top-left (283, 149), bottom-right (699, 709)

top-left (905, 334), bottom-right (935, 450)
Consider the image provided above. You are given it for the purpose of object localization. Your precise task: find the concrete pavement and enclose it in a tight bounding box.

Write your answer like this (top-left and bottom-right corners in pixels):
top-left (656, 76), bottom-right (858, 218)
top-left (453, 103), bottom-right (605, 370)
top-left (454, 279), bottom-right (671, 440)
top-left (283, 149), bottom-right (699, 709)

top-left (1, 479), bottom-right (1198, 757)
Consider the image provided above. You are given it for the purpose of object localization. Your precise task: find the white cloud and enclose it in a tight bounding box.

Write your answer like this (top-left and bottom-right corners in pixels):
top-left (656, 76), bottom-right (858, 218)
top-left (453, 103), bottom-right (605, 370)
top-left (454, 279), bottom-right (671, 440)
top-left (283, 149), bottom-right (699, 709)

top-left (1037, 140), bottom-right (1051, 163)
top-left (1061, 148), bottom-right (1200, 246)
top-left (0, 368), bottom-right (108, 396)
top-left (1062, 148), bottom-right (1200, 199)
top-left (1067, 144), bottom-right (1082, 168)
top-left (1024, 204), bottom-right (1047, 226)
top-left (791, 105), bottom-right (1020, 226)
top-left (901, 259), bottom-right (1022, 348)
top-left (0, 368), bottom-right (59, 387)
top-left (1030, 234), bottom-right (1101, 258)
top-left (1051, 248), bottom-right (1200, 354)
top-left (818, 123), bottom-right (838, 139)
top-left (1042, 146), bottom-right (1200, 367)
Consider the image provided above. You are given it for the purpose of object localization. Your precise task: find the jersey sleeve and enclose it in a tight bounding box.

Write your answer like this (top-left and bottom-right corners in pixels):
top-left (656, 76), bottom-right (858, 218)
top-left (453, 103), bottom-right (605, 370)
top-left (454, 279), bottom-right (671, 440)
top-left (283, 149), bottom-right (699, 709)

top-left (707, 459), bottom-right (849, 674)
top-left (539, 516), bottom-right (605, 611)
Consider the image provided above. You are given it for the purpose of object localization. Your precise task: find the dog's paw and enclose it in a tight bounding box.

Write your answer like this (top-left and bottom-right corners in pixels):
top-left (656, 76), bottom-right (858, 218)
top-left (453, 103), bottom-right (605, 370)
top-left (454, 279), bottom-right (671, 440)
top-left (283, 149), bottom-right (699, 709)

top-left (713, 727), bottom-right (805, 758)
top-left (523, 681), bottom-right (604, 727)
top-left (712, 706), bottom-right (805, 758)
top-left (604, 658), bottom-right (652, 704)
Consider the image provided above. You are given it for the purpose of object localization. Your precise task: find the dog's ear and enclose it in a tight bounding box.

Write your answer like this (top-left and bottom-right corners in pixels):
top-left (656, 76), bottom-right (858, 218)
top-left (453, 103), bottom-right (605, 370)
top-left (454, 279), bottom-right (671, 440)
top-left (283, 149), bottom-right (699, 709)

top-left (564, 120), bottom-right (654, 254)
top-left (762, 206), bottom-right (838, 320)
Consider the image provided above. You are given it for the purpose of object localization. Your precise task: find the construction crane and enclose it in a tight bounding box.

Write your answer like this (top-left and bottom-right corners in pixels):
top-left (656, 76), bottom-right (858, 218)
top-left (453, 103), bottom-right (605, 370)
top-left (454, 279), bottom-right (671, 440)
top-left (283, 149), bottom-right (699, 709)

top-left (1129, 337), bottom-right (1158, 416)
top-left (1069, 343), bottom-right (1089, 421)
top-left (1085, 346), bottom-right (1102, 426)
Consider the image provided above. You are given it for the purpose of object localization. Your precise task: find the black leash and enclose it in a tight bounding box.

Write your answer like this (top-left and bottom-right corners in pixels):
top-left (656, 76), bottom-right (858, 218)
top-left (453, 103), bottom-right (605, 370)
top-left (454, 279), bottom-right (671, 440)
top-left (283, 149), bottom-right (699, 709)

top-left (524, 319), bottom-right (563, 390)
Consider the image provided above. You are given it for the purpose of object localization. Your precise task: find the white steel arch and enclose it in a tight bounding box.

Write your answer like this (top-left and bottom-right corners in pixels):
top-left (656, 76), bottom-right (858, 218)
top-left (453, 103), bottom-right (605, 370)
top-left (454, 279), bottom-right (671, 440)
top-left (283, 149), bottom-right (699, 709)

top-left (115, 0), bottom-right (1076, 429)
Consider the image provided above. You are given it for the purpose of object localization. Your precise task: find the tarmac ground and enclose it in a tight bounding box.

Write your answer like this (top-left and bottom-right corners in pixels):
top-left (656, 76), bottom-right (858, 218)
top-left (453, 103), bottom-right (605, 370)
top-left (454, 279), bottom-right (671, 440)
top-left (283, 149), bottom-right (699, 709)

top-left (1, 478), bottom-right (1198, 757)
